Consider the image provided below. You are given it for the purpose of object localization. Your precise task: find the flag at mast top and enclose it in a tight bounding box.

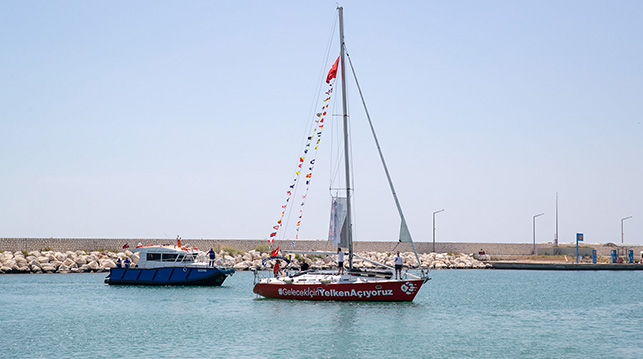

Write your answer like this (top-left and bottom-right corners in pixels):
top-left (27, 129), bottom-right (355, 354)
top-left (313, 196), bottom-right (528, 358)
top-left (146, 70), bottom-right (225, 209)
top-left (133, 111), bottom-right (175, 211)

top-left (326, 56), bottom-right (339, 83)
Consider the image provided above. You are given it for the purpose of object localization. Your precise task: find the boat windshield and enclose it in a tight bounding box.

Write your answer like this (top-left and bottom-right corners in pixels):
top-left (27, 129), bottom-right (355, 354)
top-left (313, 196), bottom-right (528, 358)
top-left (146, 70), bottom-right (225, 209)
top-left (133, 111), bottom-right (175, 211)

top-left (146, 252), bottom-right (196, 263)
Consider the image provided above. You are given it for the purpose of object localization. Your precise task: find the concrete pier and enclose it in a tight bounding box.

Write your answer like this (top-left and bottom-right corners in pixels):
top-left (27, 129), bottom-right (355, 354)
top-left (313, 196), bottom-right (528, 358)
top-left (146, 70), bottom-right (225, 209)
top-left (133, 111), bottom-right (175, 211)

top-left (490, 262), bottom-right (643, 270)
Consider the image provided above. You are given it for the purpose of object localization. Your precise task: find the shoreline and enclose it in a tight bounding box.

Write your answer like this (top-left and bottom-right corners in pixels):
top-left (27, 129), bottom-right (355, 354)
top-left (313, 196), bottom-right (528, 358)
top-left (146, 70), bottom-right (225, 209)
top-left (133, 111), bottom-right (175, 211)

top-left (0, 249), bottom-right (489, 274)
top-left (2, 238), bottom-right (641, 274)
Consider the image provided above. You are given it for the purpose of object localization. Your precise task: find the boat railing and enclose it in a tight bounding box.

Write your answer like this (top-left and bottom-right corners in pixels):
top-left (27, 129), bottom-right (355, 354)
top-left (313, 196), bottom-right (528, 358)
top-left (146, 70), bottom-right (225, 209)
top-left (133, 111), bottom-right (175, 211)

top-left (351, 254), bottom-right (422, 280)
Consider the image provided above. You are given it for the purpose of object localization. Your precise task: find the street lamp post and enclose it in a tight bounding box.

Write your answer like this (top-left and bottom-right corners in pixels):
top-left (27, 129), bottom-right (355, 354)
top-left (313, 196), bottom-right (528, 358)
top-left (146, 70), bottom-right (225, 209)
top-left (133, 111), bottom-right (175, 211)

top-left (621, 216), bottom-right (633, 243)
top-left (533, 213), bottom-right (544, 255)
top-left (432, 209), bottom-right (445, 253)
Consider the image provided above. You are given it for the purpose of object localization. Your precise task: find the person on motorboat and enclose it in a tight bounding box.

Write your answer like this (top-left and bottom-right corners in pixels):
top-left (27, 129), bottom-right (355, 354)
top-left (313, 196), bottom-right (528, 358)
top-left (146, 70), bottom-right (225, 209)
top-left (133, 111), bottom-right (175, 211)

top-left (208, 248), bottom-right (216, 267)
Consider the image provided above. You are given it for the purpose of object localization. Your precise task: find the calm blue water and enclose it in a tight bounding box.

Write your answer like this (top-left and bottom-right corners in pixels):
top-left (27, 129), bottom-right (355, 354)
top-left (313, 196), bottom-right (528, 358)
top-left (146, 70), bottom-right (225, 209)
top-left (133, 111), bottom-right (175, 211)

top-left (1, 270), bottom-right (641, 358)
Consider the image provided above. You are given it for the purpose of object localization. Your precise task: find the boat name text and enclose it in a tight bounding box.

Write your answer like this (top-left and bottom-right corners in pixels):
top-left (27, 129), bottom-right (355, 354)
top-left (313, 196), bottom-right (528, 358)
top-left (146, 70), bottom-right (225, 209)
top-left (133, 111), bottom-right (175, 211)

top-left (278, 287), bottom-right (393, 298)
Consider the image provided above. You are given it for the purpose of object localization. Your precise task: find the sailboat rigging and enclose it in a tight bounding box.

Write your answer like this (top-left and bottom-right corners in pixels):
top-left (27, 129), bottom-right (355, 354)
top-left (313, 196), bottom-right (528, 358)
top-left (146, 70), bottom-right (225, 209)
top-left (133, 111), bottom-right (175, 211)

top-left (253, 7), bottom-right (429, 301)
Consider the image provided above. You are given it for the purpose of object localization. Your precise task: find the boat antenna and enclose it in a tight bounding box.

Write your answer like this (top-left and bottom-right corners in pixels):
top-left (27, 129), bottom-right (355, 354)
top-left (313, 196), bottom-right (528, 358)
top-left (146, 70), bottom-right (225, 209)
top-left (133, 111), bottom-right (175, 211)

top-left (337, 6), bottom-right (354, 270)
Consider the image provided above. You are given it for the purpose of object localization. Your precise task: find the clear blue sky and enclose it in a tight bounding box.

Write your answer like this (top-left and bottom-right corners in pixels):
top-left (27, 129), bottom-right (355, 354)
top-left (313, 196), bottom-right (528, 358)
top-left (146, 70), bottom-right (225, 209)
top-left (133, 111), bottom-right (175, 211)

top-left (1, 1), bottom-right (641, 245)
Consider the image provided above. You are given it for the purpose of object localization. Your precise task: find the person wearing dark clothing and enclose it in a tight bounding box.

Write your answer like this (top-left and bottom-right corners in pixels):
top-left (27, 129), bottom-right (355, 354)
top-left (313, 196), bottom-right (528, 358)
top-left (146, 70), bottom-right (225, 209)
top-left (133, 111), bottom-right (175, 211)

top-left (300, 261), bottom-right (309, 272)
top-left (208, 248), bottom-right (216, 267)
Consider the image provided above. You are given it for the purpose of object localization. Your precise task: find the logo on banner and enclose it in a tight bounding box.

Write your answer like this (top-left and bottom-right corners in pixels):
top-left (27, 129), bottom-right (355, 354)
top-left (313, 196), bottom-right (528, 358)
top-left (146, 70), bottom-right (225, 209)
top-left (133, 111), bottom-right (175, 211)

top-left (400, 282), bottom-right (417, 295)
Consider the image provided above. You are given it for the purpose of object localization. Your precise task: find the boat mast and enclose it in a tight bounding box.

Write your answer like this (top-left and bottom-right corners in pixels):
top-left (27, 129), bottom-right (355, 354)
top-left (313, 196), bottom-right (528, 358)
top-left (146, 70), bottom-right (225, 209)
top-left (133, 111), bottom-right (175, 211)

top-left (338, 6), bottom-right (353, 269)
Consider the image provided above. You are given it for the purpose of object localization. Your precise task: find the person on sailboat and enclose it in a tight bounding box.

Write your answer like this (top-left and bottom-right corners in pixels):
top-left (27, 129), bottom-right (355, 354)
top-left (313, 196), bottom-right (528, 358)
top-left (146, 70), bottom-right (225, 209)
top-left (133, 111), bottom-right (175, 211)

top-left (337, 248), bottom-right (344, 275)
top-left (300, 261), bottom-right (309, 272)
top-left (394, 252), bottom-right (403, 280)
top-left (273, 260), bottom-right (281, 277)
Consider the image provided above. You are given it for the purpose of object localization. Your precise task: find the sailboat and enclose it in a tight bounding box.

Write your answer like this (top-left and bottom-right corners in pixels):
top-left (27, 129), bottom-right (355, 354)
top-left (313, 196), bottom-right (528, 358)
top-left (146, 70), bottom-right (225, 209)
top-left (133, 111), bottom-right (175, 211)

top-left (253, 7), bottom-right (429, 302)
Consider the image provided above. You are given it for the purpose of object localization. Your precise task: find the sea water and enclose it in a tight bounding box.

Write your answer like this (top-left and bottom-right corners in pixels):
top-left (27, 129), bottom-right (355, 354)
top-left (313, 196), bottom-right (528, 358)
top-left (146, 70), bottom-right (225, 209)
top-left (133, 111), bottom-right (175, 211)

top-left (1, 270), bottom-right (641, 359)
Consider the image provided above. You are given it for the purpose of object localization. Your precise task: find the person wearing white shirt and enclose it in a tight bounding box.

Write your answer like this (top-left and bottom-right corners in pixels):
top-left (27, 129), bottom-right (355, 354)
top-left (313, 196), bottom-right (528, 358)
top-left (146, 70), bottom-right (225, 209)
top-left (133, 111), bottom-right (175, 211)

top-left (337, 248), bottom-right (344, 274)
top-left (394, 252), bottom-right (403, 280)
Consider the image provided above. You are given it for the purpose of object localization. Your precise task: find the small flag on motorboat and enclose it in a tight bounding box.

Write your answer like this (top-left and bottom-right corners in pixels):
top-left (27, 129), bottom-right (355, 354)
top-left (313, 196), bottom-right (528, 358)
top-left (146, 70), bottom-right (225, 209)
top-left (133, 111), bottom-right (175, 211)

top-left (122, 243), bottom-right (129, 249)
top-left (270, 247), bottom-right (280, 257)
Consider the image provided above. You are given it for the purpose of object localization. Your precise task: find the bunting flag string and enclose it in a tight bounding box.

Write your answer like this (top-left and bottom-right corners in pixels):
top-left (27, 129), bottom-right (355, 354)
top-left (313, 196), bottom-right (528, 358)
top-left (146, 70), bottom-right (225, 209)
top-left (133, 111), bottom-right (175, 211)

top-left (293, 95), bottom-right (331, 241)
top-left (267, 62), bottom-right (337, 246)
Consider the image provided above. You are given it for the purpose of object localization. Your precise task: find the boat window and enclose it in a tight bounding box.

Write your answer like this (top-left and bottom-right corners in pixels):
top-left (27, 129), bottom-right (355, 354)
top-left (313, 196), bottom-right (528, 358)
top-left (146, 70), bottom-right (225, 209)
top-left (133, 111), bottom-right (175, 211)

top-left (162, 253), bottom-right (178, 262)
top-left (147, 253), bottom-right (161, 261)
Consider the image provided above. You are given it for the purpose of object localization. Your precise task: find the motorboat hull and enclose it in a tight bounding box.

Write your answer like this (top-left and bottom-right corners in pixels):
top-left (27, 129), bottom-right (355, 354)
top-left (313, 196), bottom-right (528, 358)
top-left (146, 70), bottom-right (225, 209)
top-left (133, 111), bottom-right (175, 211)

top-left (253, 277), bottom-right (427, 301)
top-left (105, 267), bottom-right (234, 286)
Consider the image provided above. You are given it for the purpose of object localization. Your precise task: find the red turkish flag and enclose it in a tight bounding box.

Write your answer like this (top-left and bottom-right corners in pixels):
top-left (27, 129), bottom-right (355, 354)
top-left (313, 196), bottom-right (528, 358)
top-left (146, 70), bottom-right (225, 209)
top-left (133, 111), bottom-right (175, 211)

top-left (326, 56), bottom-right (339, 83)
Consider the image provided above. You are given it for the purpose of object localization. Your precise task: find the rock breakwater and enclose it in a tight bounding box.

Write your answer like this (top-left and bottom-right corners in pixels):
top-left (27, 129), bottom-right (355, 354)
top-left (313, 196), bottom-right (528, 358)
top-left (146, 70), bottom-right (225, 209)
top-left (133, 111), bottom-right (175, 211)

top-left (0, 249), bottom-right (489, 274)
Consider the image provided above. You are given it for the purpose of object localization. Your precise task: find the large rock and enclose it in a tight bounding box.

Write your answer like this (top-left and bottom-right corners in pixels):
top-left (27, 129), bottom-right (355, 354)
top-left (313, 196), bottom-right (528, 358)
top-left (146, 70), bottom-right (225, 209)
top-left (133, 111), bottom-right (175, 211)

top-left (63, 258), bottom-right (75, 267)
top-left (434, 262), bottom-right (447, 269)
top-left (41, 264), bottom-right (56, 272)
top-left (247, 250), bottom-right (261, 260)
top-left (15, 257), bottom-right (28, 266)
top-left (100, 259), bottom-right (116, 269)
top-left (233, 261), bottom-right (250, 270)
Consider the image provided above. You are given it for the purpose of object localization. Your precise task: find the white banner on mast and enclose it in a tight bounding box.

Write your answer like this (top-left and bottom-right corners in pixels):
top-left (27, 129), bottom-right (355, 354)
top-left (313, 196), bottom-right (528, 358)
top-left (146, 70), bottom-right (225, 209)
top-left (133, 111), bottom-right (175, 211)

top-left (328, 196), bottom-right (347, 246)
